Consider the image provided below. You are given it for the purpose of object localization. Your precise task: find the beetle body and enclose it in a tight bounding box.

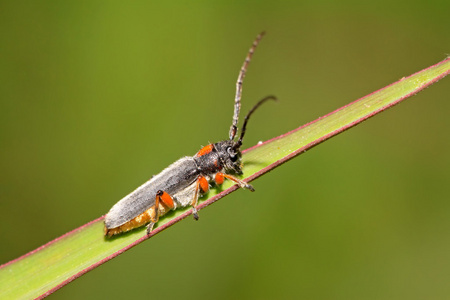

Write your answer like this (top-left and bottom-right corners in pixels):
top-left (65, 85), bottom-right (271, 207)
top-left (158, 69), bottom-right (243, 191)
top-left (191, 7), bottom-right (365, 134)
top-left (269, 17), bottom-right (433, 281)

top-left (105, 157), bottom-right (199, 236)
top-left (104, 32), bottom-right (275, 236)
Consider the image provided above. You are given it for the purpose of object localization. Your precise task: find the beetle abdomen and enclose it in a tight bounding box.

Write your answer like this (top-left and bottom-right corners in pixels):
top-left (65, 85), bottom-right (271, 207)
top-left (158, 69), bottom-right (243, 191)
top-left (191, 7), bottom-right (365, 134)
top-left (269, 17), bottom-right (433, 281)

top-left (105, 203), bottom-right (170, 236)
top-left (105, 157), bottom-right (199, 230)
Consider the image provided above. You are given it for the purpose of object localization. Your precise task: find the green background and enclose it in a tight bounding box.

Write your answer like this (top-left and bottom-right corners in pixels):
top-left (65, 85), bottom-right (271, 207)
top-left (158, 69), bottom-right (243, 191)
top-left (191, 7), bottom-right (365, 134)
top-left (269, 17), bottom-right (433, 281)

top-left (1, 1), bottom-right (449, 299)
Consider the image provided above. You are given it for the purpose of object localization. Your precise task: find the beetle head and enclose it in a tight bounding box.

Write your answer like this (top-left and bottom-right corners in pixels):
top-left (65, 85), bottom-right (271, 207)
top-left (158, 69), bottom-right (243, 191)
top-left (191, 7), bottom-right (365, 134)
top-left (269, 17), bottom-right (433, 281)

top-left (215, 140), bottom-right (243, 174)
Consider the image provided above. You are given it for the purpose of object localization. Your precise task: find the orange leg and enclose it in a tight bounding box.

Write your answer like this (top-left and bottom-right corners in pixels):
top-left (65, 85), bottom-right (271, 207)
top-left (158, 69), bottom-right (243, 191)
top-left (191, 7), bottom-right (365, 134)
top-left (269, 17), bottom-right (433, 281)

top-left (147, 190), bottom-right (174, 234)
top-left (215, 173), bottom-right (224, 185)
top-left (191, 175), bottom-right (209, 220)
top-left (198, 176), bottom-right (209, 193)
top-left (216, 172), bottom-right (255, 192)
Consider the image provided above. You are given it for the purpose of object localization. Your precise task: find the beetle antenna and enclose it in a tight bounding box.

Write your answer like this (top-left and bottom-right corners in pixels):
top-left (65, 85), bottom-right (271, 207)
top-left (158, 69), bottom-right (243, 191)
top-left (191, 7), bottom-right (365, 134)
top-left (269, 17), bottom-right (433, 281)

top-left (229, 31), bottom-right (266, 141)
top-left (236, 95), bottom-right (277, 147)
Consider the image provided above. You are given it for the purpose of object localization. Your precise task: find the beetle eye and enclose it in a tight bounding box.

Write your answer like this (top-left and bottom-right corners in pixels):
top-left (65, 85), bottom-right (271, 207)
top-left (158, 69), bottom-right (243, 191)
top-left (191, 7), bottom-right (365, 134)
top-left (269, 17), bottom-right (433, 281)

top-left (227, 147), bottom-right (235, 157)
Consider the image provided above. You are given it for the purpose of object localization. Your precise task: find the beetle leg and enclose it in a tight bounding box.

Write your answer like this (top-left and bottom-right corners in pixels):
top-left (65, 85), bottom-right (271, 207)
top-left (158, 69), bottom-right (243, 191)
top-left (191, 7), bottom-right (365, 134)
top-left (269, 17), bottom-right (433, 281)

top-left (217, 172), bottom-right (255, 192)
top-left (146, 222), bottom-right (155, 234)
top-left (191, 176), bottom-right (209, 220)
top-left (215, 173), bottom-right (225, 185)
top-left (147, 190), bottom-right (174, 235)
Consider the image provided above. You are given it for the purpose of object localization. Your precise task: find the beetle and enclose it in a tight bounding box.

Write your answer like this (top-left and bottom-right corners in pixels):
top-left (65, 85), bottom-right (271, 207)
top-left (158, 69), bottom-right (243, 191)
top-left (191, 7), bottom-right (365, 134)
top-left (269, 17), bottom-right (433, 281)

top-left (104, 32), bottom-right (275, 237)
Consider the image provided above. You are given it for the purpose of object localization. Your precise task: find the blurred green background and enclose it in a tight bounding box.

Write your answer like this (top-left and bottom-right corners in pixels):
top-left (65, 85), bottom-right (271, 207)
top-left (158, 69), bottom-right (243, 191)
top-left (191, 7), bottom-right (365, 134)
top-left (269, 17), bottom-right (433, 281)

top-left (1, 1), bottom-right (449, 299)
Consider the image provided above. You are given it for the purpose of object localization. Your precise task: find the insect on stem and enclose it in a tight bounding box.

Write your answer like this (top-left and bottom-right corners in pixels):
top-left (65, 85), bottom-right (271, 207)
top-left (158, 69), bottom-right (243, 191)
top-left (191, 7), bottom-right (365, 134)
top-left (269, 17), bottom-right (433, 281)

top-left (104, 32), bottom-right (276, 237)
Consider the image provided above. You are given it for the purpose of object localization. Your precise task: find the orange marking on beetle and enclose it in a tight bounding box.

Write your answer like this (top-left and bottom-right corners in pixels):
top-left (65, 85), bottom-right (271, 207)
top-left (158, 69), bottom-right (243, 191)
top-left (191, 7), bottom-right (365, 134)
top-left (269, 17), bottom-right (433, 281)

top-left (195, 144), bottom-right (214, 157)
top-left (215, 173), bottom-right (224, 185)
top-left (159, 191), bottom-right (175, 209)
top-left (198, 176), bottom-right (209, 193)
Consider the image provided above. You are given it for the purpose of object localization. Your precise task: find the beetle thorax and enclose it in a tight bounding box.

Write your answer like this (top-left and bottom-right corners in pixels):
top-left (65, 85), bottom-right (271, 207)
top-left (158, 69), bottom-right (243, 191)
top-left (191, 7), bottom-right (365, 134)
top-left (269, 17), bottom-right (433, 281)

top-left (193, 141), bottom-right (242, 175)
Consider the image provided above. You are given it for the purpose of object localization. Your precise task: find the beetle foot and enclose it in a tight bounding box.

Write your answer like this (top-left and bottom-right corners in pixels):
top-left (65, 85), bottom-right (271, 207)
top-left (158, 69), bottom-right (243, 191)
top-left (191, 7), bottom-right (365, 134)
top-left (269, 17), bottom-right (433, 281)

top-left (192, 207), bottom-right (199, 220)
top-left (146, 222), bottom-right (155, 235)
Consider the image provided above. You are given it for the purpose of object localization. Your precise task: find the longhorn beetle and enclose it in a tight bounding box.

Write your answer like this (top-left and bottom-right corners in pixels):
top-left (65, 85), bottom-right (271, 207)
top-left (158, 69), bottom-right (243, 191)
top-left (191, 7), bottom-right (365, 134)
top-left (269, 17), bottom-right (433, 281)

top-left (104, 32), bottom-right (276, 237)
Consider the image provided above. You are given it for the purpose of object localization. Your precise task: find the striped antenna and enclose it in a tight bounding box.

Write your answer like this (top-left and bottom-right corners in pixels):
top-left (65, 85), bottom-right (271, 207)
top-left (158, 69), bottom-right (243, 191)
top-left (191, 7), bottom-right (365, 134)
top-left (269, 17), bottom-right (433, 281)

top-left (229, 31), bottom-right (266, 140)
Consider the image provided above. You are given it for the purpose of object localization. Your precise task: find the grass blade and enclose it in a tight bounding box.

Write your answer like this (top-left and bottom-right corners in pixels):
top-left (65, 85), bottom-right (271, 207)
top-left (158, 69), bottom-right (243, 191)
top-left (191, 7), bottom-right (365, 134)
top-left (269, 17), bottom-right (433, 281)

top-left (0, 57), bottom-right (448, 299)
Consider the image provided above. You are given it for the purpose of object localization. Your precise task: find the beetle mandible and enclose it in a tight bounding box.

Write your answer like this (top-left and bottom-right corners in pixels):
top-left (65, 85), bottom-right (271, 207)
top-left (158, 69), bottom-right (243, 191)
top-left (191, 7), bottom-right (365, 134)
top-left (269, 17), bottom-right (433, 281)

top-left (104, 32), bottom-right (276, 236)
